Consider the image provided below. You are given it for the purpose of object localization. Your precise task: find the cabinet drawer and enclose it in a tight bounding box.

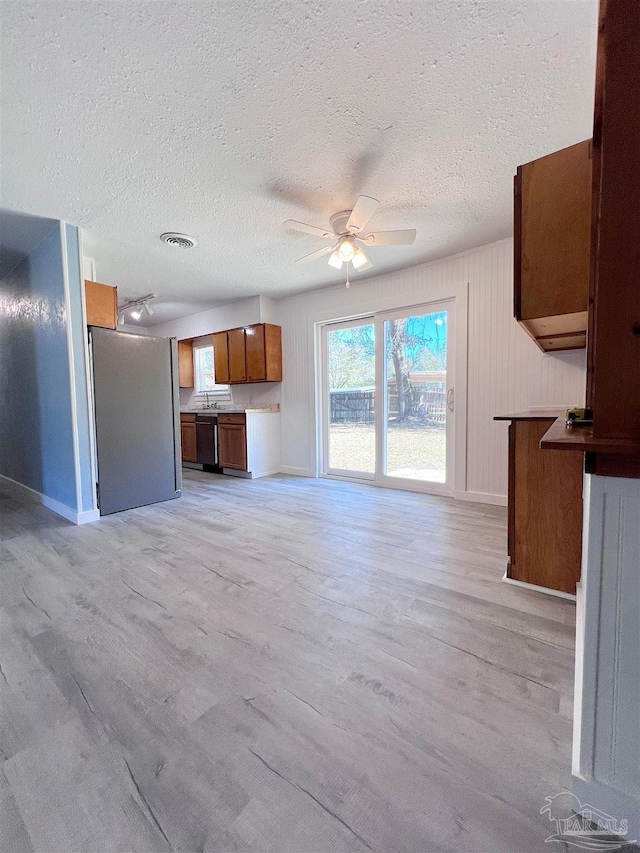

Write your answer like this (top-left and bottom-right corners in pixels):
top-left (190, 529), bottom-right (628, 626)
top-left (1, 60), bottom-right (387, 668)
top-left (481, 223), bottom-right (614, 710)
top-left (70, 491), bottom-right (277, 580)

top-left (180, 413), bottom-right (196, 423)
top-left (218, 414), bottom-right (246, 425)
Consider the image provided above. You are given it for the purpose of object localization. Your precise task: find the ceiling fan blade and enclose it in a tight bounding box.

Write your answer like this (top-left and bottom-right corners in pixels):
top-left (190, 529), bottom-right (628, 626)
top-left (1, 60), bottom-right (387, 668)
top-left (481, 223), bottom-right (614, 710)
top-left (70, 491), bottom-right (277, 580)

top-left (361, 229), bottom-right (417, 246)
top-left (284, 219), bottom-right (336, 240)
top-left (295, 245), bottom-right (335, 264)
top-left (346, 196), bottom-right (380, 234)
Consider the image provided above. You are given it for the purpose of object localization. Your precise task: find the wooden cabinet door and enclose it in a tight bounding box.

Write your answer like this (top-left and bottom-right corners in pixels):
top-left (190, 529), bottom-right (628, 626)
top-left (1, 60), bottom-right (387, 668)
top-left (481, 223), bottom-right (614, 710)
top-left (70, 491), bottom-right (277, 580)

top-left (245, 324), bottom-right (282, 382)
top-left (264, 324), bottom-right (282, 381)
top-left (511, 419), bottom-right (583, 594)
top-left (245, 325), bottom-right (266, 382)
top-left (218, 423), bottom-right (247, 470)
top-left (178, 339), bottom-right (194, 388)
top-left (180, 422), bottom-right (197, 463)
top-left (85, 280), bottom-right (118, 329)
top-left (514, 140), bottom-right (591, 351)
top-left (227, 328), bottom-right (246, 383)
top-left (212, 332), bottom-right (229, 384)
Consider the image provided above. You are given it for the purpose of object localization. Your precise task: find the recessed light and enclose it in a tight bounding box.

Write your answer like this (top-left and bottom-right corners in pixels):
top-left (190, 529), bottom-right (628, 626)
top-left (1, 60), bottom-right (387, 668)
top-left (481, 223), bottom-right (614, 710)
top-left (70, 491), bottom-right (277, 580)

top-left (160, 232), bottom-right (197, 249)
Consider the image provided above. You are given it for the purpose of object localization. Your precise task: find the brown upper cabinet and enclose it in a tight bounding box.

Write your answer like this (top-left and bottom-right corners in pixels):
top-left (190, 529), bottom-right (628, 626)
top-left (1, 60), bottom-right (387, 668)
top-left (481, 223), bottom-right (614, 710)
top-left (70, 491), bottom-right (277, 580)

top-left (213, 323), bottom-right (282, 385)
top-left (212, 331), bottom-right (230, 384)
top-left (178, 339), bottom-right (194, 388)
top-left (85, 280), bottom-right (118, 329)
top-left (245, 324), bottom-right (282, 382)
top-left (514, 140), bottom-right (592, 352)
top-left (227, 328), bottom-right (247, 383)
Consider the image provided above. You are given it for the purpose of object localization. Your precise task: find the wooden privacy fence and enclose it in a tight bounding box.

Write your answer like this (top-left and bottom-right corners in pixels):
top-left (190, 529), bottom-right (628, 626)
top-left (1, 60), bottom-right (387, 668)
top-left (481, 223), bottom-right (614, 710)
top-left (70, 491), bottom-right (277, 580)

top-left (330, 387), bottom-right (446, 425)
top-left (330, 389), bottom-right (375, 423)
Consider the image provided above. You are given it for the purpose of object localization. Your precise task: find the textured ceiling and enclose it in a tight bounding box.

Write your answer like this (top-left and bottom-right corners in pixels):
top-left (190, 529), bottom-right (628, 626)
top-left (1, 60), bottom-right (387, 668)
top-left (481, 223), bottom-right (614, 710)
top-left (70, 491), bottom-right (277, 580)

top-left (1, 1), bottom-right (598, 325)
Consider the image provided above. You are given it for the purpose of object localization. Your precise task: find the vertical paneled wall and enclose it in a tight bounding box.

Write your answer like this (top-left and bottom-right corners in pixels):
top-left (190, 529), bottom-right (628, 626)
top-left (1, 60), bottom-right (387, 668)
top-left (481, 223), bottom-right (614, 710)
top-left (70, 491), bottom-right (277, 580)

top-left (277, 238), bottom-right (586, 499)
top-left (573, 474), bottom-right (640, 838)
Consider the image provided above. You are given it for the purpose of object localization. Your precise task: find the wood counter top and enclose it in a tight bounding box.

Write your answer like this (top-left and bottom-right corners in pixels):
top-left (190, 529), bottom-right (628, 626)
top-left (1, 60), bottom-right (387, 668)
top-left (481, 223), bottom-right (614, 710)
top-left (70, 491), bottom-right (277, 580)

top-left (494, 410), bottom-right (566, 421)
top-left (539, 416), bottom-right (640, 454)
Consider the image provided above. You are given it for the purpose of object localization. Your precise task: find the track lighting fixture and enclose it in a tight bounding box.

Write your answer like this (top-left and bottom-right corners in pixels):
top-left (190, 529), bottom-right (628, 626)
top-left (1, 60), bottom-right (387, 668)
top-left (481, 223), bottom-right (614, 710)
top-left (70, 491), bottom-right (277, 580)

top-left (118, 294), bottom-right (157, 323)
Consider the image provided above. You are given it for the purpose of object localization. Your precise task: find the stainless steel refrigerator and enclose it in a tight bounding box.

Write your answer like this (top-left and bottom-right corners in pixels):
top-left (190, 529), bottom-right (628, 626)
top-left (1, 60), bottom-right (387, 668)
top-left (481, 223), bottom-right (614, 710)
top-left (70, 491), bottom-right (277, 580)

top-left (89, 327), bottom-right (182, 515)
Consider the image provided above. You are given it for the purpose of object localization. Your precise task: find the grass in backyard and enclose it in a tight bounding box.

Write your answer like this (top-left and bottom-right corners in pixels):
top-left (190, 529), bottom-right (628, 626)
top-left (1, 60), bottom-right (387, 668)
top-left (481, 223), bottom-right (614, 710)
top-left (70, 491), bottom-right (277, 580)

top-left (328, 422), bottom-right (446, 479)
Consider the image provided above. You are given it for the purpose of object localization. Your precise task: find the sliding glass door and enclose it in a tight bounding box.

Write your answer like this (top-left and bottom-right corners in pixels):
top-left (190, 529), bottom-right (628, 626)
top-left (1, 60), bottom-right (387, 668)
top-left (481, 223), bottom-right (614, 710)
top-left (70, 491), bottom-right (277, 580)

top-left (321, 300), bottom-right (455, 494)
top-left (323, 318), bottom-right (376, 479)
top-left (381, 304), bottom-right (452, 488)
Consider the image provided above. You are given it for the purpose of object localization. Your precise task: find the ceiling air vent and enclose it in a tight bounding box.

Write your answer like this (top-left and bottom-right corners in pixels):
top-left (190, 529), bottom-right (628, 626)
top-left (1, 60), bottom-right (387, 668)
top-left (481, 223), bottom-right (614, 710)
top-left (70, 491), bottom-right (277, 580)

top-left (160, 232), bottom-right (197, 249)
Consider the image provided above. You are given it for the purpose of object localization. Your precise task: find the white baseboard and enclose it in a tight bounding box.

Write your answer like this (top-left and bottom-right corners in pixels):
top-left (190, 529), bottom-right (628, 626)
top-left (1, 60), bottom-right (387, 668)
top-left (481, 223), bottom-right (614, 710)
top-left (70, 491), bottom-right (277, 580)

top-left (0, 473), bottom-right (99, 525)
top-left (453, 489), bottom-right (508, 506)
top-left (275, 473), bottom-right (507, 502)
top-left (573, 775), bottom-right (640, 841)
top-left (75, 508), bottom-right (101, 524)
top-left (502, 570), bottom-right (576, 601)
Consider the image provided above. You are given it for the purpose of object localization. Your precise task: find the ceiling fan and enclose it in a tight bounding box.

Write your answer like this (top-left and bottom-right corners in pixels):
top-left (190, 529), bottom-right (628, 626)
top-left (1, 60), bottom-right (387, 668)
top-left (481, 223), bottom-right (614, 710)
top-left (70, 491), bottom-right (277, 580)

top-left (284, 195), bottom-right (416, 275)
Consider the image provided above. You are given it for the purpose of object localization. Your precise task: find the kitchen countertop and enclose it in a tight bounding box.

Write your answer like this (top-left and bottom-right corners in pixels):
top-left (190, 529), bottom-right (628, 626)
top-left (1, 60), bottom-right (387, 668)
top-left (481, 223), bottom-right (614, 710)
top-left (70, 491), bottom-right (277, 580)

top-left (180, 406), bottom-right (280, 415)
top-left (494, 409), bottom-right (566, 421)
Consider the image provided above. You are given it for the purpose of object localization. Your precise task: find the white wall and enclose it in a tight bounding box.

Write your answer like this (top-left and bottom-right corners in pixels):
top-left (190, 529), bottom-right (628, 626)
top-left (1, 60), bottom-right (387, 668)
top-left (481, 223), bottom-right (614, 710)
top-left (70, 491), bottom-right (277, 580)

top-left (150, 296), bottom-right (262, 340)
top-left (277, 238), bottom-right (586, 500)
top-left (573, 474), bottom-right (640, 840)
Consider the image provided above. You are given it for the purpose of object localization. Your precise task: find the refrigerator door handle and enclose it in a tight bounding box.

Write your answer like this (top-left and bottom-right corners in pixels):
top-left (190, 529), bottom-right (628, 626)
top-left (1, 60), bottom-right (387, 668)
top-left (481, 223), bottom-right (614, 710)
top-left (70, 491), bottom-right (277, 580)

top-left (169, 337), bottom-right (183, 495)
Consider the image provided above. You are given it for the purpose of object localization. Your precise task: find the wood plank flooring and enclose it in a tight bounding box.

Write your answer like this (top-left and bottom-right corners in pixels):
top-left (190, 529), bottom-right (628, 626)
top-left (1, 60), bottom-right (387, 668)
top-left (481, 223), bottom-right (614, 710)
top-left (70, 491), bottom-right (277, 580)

top-left (0, 471), bottom-right (578, 852)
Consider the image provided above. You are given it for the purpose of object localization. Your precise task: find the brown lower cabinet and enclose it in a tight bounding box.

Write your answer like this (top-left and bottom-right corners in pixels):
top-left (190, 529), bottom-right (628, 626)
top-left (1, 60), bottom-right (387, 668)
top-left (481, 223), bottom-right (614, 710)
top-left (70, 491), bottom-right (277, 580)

top-left (180, 414), bottom-right (197, 463)
top-left (217, 414), bottom-right (247, 471)
top-left (181, 412), bottom-right (248, 471)
top-left (495, 412), bottom-right (583, 595)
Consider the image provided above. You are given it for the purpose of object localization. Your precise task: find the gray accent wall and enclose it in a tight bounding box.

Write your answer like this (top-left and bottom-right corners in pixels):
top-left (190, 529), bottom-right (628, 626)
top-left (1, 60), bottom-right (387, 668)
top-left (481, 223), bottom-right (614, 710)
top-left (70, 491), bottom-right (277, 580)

top-left (0, 221), bottom-right (88, 514)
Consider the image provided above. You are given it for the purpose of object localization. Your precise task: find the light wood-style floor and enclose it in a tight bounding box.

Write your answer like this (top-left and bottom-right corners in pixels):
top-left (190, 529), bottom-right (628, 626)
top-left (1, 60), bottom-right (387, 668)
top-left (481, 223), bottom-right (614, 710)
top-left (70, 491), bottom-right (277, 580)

top-left (1, 470), bottom-right (577, 853)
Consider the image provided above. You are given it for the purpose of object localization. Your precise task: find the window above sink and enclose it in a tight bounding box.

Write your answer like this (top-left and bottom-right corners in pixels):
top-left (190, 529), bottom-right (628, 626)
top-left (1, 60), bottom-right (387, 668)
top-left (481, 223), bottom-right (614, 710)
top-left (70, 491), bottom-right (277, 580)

top-left (194, 343), bottom-right (230, 400)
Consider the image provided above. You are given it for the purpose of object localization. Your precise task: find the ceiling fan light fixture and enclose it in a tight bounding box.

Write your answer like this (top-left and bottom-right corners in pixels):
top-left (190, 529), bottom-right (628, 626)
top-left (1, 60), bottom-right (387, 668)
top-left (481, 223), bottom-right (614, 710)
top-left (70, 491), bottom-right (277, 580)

top-left (338, 237), bottom-right (355, 262)
top-left (351, 247), bottom-right (368, 269)
top-left (328, 250), bottom-right (343, 270)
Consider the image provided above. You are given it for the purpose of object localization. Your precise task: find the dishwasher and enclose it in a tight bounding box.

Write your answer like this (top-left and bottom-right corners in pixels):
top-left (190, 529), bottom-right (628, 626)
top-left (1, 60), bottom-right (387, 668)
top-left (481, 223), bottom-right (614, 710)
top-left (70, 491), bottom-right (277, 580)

top-left (195, 414), bottom-right (221, 472)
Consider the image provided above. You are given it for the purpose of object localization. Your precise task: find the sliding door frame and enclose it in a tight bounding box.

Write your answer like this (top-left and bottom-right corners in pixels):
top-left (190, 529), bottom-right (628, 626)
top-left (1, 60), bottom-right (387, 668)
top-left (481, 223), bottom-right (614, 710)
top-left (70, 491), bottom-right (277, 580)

top-left (321, 315), bottom-right (376, 480)
top-left (314, 282), bottom-right (468, 499)
top-left (375, 299), bottom-right (455, 496)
